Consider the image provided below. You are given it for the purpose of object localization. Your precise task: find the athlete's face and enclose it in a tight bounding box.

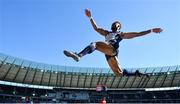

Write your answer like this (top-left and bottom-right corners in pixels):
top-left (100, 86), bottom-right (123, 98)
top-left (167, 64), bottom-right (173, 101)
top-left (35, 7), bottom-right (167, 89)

top-left (116, 23), bottom-right (121, 30)
top-left (111, 22), bottom-right (121, 32)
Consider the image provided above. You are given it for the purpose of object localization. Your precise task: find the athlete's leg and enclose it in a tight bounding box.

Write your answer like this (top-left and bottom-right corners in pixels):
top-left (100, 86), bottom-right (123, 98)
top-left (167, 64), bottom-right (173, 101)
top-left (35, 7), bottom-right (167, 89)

top-left (78, 41), bottom-right (116, 57)
top-left (95, 42), bottom-right (149, 77)
top-left (95, 41), bottom-right (116, 56)
top-left (64, 41), bottom-right (116, 62)
top-left (105, 55), bottom-right (123, 76)
top-left (64, 42), bottom-right (96, 62)
top-left (105, 55), bottom-right (149, 77)
top-left (78, 42), bottom-right (96, 57)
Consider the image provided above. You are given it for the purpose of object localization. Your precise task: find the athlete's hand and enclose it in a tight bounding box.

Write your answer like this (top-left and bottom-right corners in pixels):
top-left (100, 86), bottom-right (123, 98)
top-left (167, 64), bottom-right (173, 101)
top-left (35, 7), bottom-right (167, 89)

top-left (152, 28), bottom-right (163, 33)
top-left (85, 8), bottom-right (91, 18)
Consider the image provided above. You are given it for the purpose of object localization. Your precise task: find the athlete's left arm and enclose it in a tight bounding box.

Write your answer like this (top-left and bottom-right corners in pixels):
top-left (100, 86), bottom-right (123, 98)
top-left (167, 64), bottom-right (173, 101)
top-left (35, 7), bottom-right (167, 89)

top-left (121, 28), bottom-right (163, 39)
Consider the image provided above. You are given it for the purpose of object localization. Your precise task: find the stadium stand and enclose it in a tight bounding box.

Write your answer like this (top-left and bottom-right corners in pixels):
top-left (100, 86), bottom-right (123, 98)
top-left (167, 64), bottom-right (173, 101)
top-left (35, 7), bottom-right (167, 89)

top-left (0, 53), bottom-right (180, 103)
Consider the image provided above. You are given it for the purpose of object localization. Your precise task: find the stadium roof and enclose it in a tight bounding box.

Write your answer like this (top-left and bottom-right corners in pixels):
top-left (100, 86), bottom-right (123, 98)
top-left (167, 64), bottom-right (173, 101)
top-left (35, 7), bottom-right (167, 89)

top-left (0, 53), bottom-right (180, 89)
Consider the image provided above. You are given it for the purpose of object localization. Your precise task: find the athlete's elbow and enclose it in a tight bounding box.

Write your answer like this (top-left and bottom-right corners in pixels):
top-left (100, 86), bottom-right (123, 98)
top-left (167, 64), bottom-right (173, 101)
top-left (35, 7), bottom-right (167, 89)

top-left (94, 28), bottom-right (98, 31)
top-left (94, 28), bottom-right (102, 33)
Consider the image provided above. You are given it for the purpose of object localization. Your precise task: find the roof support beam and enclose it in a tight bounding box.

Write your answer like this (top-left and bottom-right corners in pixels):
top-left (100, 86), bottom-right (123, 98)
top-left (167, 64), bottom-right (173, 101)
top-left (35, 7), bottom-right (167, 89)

top-left (110, 75), bottom-right (116, 88)
top-left (135, 68), bottom-right (148, 88)
top-left (59, 72), bottom-right (63, 87)
top-left (143, 68), bottom-right (156, 88)
top-left (55, 72), bottom-right (59, 87)
top-left (152, 67), bottom-right (163, 88)
top-left (97, 70), bottom-right (103, 85)
top-left (170, 66), bottom-right (179, 87)
top-left (40, 68), bottom-right (45, 85)
top-left (70, 72), bottom-right (74, 87)
top-left (76, 73), bottom-right (81, 87)
top-left (22, 63), bottom-right (31, 83)
top-left (130, 76), bottom-right (137, 88)
top-left (89, 70), bottom-right (95, 88)
top-left (100, 74), bottom-right (105, 84)
top-left (178, 73), bottom-right (180, 87)
top-left (123, 69), bottom-right (133, 88)
top-left (0, 57), bottom-right (8, 69)
top-left (104, 70), bottom-right (110, 85)
top-left (161, 67), bottom-right (171, 87)
top-left (117, 76), bottom-right (123, 88)
top-left (83, 70), bottom-right (88, 88)
top-left (77, 73), bottom-right (81, 87)
top-left (123, 77), bottom-right (129, 88)
top-left (13, 61), bottom-right (24, 82)
top-left (137, 68), bottom-right (148, 88)
top-left (31, 65), bottom-right (39, 84)
top-left (2, 59), bottom-right (16, 80)
top-left (48, 70), bottom-right (52, 86)
top-left (63, 72), bottom-right (66, 87)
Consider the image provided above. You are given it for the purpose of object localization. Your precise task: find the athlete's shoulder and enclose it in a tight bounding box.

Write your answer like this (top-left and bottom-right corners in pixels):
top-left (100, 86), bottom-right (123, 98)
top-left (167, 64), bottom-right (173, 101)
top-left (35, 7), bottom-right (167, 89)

top-left (119, 31), bottom-right (125, 37)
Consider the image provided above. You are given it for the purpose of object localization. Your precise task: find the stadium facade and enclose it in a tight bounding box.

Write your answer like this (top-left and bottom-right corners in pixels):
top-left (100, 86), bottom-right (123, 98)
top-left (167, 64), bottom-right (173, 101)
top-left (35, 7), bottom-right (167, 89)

top-left (0, 53), bottom-right (180, 103)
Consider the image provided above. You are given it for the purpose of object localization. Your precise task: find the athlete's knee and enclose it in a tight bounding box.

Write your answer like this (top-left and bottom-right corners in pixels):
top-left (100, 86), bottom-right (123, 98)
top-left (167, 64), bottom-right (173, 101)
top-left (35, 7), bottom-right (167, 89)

top-left (114, 67), bottom-right (123, 77)
top-left (90, 42), bottom-right (96, 49)
top-left (114, 71), bottom-right (123, 77)
top-left (88, 42), bottom-right (96, 53)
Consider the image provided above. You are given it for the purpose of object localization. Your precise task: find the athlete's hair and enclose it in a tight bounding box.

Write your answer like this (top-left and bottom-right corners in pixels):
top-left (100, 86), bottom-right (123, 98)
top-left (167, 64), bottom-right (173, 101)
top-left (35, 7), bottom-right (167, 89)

top-left (111, 21), bottom-right (121, 32)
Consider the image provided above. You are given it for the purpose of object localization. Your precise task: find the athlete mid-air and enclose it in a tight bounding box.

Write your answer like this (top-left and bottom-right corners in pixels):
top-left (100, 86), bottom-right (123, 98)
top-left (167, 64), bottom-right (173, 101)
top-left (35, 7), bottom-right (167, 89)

top-left (64, 9), bottom-right (163, 77)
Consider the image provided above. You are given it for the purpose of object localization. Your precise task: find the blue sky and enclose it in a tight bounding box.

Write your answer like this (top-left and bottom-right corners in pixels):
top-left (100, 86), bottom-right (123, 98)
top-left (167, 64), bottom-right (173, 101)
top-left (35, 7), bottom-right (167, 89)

top-left (0, 0), bottom-right (180, 69)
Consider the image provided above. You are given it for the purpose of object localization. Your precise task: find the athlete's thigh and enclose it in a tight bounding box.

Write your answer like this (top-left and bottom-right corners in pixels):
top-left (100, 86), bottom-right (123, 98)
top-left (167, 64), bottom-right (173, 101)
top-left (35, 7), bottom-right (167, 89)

top-left (105, 55), bottom-right (123, 76)
top-left (95, 41), bottom-right (115, 56)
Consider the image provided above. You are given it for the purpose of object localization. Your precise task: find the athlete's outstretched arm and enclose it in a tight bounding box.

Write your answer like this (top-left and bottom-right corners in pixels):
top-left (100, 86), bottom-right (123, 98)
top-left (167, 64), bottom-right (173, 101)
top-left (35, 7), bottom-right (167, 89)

top-left (85, 9), bottom-right (109, 36)
top-left (121, 28), bottom-right (163, 39)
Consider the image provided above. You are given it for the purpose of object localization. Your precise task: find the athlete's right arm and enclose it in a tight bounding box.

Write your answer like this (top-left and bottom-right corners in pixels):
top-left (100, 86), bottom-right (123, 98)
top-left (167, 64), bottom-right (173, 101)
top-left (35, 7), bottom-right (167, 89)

top-left (85, 9), bottom-right (109, 36)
